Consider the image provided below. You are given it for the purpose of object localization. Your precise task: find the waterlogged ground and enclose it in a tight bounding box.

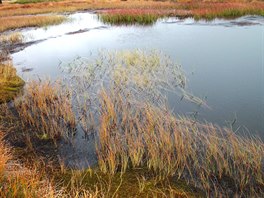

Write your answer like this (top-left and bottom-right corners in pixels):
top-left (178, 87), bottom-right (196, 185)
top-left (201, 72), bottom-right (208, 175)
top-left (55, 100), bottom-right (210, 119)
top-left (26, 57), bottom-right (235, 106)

top-left (10, 12), bottom-right (264, 167)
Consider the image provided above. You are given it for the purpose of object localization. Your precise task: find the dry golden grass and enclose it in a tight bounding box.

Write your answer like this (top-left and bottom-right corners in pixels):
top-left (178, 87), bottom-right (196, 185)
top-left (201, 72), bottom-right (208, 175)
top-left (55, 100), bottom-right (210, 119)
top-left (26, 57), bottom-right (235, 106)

top-left (0, 130), bottom-right (10, 175)
top-left (0, 126), bottom-right (103, 198)
top-left (63, 50), bottom-right (263, 197)
top-left (0, 129), bottom-right (57, 198)
top-left (14, 80), bottom-right (76, 140)
top-left (0, 32), bottom-right (24, 45)
top-left (95, 88), bottom-right (264, 197)
top-left (0, 15), bottom-right (66, 32)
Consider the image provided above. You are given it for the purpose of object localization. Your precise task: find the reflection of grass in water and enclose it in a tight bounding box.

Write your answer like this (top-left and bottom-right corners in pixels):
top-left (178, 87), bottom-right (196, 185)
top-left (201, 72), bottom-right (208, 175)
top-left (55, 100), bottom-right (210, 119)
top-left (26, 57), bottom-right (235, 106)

top-left (1, 50), bottom-right (263, 197)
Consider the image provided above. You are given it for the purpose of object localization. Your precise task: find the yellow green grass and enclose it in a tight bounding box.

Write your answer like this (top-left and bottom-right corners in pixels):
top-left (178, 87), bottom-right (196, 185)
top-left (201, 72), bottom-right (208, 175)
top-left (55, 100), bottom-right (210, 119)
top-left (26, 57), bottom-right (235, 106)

top-left (98, 11), bottom-right (160, 25)
top-left (14, 80), bottom-right (76, 140)
top-left (0, 63), bottom-right (24, 103)
top-left (0, 32), bottom-right (24, 45)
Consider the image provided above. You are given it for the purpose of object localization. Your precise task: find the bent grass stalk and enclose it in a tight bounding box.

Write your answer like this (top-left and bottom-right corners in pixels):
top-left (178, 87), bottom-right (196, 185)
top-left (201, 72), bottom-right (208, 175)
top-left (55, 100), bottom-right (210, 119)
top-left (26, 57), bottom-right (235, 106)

top-left (61, 50), bottom-right (263, 196)
top-left (95, 89), bottom-right (264, 196)
top-left (13, 80), bottom-right (76, 140)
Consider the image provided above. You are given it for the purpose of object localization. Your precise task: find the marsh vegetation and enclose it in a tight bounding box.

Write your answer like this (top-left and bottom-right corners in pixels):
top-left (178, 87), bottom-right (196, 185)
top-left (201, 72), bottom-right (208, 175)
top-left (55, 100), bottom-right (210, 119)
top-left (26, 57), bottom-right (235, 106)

top-left (1, 50), bottom-right (263, 197)
top-left (0, 15), bottom-right (67, 32)
top-left (0, 0), bottom-right (264, 197)
top-left (0, 55), bottom-right (24, 103)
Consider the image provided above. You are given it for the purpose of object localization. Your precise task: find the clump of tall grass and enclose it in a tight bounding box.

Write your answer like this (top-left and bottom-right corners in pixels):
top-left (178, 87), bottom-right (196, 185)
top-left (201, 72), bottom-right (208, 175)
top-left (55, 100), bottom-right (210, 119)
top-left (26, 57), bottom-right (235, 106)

top-left (95, 88), bottom-right (264, 197)
top-left (0, 62), bottom-right (19, 82)
top-left (0, 50), bottom-right (9, 62)
top-left (13, 80), bottom-right (76, 140)
top-left (0, 15), bottom-right (66, 32)
top-left (0, 32), bottom-right (24, 45)
top-left (98, 9), bottom-right (162, 25)
top-left (62, 50), bottom-right (263, 197)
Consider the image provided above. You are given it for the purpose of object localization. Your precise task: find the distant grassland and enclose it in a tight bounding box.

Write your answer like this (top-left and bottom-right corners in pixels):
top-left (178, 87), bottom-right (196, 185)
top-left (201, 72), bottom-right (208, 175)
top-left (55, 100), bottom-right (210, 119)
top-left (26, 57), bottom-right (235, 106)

top-left (0, 1), bottom-right (263, 31)
top-left (0, 1), bottom-right (264, 18)
top-left (15, 0), bottom-right (61, 4)
top-left (0, 15), bottom-right (66, 32)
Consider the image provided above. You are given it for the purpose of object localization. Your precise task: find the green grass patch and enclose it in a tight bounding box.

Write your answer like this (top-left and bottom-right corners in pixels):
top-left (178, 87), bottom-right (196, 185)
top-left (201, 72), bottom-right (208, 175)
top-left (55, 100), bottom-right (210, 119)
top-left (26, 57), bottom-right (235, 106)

top-left (55, 168), bottom-right (204, 197)
top-left (0, 64), bottom-right (24, 103)
top-left (98, 12), bottom-right (160, 26)
top-left (194, 8), bottom-right (264, 20)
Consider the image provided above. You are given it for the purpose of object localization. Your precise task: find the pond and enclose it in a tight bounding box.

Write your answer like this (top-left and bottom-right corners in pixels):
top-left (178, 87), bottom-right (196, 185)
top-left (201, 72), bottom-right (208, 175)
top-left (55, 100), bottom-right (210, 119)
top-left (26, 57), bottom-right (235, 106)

top-left (11, 12), bottom-right (264, 167)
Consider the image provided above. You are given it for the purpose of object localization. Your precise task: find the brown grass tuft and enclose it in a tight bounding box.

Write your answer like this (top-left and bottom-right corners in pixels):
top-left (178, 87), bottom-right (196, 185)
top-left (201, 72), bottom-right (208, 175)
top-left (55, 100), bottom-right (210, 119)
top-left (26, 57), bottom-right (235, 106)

top-left (0, 15), bottom-right (66, 32)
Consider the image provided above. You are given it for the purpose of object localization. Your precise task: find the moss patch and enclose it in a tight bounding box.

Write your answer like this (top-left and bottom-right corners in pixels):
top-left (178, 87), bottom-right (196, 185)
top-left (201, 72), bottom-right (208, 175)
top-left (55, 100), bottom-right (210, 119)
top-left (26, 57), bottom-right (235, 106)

top-left (56, 168), bottom-right (204, 197)
top-left (0, 65), bottom-right (24, 103)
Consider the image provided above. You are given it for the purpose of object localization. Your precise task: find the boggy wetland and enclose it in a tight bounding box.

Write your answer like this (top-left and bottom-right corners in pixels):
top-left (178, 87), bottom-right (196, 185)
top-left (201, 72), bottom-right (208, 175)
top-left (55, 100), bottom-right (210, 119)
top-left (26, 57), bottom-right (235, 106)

top-left (0, 0), bottom-right (264, 197)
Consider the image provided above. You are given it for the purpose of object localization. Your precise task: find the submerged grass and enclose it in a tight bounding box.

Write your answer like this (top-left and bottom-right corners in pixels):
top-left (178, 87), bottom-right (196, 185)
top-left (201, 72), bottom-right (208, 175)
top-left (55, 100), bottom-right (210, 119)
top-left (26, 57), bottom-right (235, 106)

top-left (0, 15), bottom-right (66, 32)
